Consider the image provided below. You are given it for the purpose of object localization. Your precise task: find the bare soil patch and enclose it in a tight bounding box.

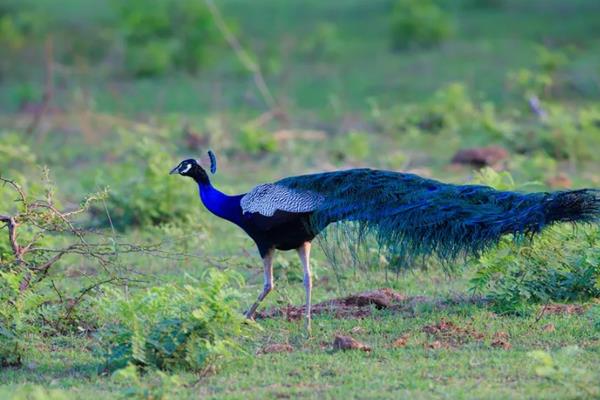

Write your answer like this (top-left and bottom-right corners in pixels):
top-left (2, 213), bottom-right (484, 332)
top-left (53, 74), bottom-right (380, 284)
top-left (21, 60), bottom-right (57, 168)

top-left (256, 288), bottom-right (487, 321)
top-left (258, 343), bottom-right (294, 354)
top-left (422, 319), bottom-right (485, 348)
top-left (541, 303), bottom-right (586, 316)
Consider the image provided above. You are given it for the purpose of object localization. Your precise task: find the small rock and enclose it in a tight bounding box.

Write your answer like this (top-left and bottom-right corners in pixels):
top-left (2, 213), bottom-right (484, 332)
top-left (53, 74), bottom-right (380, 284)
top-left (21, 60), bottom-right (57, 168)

top-left (259, 343), bottom-right (294, 354)
top-left (332, 335), bottom-right (371, 352)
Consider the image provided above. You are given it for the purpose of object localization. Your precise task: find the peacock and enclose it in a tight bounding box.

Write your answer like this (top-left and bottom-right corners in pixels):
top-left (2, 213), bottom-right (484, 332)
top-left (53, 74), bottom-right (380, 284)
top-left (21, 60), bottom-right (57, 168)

top-left (170, 151), bottom-right (600, 331)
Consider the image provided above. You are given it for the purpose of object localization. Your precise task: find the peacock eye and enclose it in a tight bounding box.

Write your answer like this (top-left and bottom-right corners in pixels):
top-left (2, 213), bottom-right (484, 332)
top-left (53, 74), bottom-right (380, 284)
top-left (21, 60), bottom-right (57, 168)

top-left (180, 163), bottom-right (192, 174)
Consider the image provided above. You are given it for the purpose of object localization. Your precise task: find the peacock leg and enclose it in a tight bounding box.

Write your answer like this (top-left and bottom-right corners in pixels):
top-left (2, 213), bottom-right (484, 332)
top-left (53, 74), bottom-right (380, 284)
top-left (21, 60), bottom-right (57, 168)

top-left (244, 249), bottom-right (274, 319)
top-left (297, 242), bottom-right (312, 333)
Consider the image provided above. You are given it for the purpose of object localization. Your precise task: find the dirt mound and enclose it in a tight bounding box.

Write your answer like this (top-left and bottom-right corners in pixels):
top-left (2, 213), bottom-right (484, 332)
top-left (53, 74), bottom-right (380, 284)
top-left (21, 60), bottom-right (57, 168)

top-left (258, 343), bottom-right (294, 354)
top-left (257, 289), bottom-right (488, 321)
top-left (256, 288), bottom-right (408, 320)
top-left (541, 303), bottom-right (586, 315)
top-left (451, 146), bottom-right (509, 168)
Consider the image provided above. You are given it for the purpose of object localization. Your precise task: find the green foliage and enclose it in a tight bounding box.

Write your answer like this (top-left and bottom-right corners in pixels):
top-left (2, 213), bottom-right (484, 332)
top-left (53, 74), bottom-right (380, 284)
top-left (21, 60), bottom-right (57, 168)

top-left (391, 0), bottom-right (454, 50)
top-left (330, 131), bottom-right (371, 162)
top-left (507, 45), bottom-right (571, 99)
top-left (528, 348), bottom-right (600, 398)
top-left (238, 126), bottom-right (279, 155)
top-left (111, 363), bottom-right (186, 399)
top-left (389, 83), bottom-right (506, 144)
top-left (112, 0), bottom-right (220, 77)
top-left (0, 270), bottom-right (46, 367)
top-left (0, 384), bottom-right (70, 400)
top-left (469, 169), bottom-right (600, 314)
top-left (470, 227), bottom-right (600, 315)
top-left (99, 137), bottom-right (198, 230)
top-left (300, 22), bottom-right (342, 61)
top-left (95, 270), bottom-right (254, 373)
top-left (534, 105), bottom-right (600, 162)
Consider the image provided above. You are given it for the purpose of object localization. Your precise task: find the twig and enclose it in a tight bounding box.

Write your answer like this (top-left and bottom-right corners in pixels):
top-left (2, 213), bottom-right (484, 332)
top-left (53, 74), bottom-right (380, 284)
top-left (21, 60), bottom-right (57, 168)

top-left (0, 215), bottom-right (22, 262)
top-left (204, 0), bottom-right (276, 109)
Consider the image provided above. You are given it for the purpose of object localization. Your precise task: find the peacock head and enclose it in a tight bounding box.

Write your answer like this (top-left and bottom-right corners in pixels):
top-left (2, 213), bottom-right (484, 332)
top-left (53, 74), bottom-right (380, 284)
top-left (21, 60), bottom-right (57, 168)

top-left (170, 150), bottom-right (217, 183)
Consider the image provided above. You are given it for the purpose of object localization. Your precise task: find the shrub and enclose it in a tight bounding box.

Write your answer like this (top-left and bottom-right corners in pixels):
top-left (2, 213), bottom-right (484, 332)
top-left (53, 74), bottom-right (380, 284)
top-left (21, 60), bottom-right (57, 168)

top-left (98, 137), bottom-right (199, 230)
top-left (112, 0), bottom-right (220, 77)
top-left (469, 169), bottom-right (600, 314)
top-left (390, 0), bottom-right (454, 50)
top-left (0, 270), bottom-right (46, 367)
top-left (0, 172), bottom-right (136, 365)
top-left (238, 126), bottom-right (278, 156)
top-left (94, 270), bottom-right (254, 373)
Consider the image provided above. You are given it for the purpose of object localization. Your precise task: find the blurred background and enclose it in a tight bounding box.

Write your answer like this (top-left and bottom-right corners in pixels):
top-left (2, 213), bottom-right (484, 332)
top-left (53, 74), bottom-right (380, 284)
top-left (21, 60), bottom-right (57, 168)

top-left (2, 0), bottom-right (600, 268)
top-left (2, 0), bottom-right (600, 261)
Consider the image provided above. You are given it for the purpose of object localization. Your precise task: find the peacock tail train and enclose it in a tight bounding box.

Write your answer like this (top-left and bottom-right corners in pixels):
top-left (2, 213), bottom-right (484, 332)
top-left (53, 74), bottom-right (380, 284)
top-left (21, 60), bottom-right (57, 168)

top-left (277, 169), bottom-right (600, 265)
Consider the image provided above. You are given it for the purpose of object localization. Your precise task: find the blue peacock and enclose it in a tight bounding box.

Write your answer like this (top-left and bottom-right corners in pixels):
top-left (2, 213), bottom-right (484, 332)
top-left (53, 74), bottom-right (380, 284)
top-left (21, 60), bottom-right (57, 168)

top-left (170, 151), bottom-right (600, 330)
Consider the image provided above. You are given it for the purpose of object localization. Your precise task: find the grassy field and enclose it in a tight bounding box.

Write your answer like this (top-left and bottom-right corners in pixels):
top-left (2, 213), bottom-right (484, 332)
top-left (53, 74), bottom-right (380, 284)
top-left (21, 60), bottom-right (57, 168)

top-left (1, 0), bottom-right (600, 399)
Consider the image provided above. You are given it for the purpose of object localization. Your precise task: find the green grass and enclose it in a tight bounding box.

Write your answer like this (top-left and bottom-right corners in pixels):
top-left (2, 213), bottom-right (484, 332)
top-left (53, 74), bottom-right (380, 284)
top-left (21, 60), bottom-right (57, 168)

top-left (1, 270), bottom-right (598, 399)
top-left (2, 0), bottom-right (600, 114)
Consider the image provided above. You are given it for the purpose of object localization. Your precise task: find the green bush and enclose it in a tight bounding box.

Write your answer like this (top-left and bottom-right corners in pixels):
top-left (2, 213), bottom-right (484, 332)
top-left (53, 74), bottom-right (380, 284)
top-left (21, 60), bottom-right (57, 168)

top-left (97, 137), bottom-right (199, 230)
top-left (469, 169), bottom-right (600, 315)
top-left (0, 270), bottom-right (46, 367)
top-left (95, 270), bottom-right (254, 373)
top-left (391, 0), bottom-right (455, 50)
top-left (238, 126), bottom-right (279, 155)
top-left (113, 0), bottom-right (220, 77)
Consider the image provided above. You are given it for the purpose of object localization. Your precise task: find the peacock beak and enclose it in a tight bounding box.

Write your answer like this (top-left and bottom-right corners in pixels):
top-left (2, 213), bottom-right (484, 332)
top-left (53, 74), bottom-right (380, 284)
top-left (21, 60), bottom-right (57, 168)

top-left (169, 165), bottom-right (179, 175)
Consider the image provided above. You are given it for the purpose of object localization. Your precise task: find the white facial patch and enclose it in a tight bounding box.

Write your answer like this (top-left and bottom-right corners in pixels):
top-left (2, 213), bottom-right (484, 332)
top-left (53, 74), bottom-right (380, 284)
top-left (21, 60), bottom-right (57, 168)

top-left (180, 163), bottom-right (192, 174)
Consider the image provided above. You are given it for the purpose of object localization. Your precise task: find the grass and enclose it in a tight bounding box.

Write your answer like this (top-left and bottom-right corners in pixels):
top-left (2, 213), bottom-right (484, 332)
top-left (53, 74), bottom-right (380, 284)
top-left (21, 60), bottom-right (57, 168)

top-left (1, 270), bottom-right (598, 399)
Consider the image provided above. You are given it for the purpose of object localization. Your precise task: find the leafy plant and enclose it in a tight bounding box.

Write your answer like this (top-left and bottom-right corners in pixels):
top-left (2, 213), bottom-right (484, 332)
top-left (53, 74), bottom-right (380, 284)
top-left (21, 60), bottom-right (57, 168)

top-left (0, 172), bottom-right (140, 365)
top-left (112, 0), bottom-right (220, 77)
top-left (391, 0), bottom-right (455, 50)
top-left (238, 126), bottom-right (279, 155)
top-left (95, 270), bottom-right (254, 373)
top-left (98, 137), bottom-right (200, 230)
top-left (0, 270), bottom-right (45, 367)
top-left (111, 363), bottom-right (186, 399)
top-left (469, 169), bottom-right (600, 314)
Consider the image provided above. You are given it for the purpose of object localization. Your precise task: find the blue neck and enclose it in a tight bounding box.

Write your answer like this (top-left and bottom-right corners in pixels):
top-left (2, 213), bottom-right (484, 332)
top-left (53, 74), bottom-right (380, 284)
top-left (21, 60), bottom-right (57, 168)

top-left (198, 182), bottom-right (243, 225)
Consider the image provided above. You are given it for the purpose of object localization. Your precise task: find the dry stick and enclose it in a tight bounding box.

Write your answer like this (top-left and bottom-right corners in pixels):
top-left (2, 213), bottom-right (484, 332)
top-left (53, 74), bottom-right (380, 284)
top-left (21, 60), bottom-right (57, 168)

top-left (0, 215), bottom-right (22, 262)
top-left (27, 36), bottom-right (55, 136)
top-left (204, 0), bottom-right (276, 109)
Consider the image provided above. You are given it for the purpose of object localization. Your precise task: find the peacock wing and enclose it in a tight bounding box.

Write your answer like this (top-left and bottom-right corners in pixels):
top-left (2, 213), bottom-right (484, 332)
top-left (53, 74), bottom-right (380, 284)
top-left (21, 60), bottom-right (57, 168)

top-left (240, 183), bottom-right (324, 218)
